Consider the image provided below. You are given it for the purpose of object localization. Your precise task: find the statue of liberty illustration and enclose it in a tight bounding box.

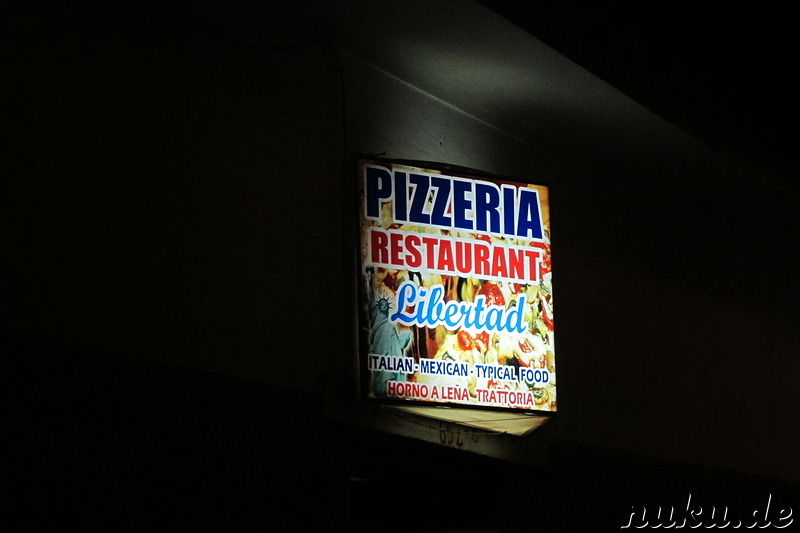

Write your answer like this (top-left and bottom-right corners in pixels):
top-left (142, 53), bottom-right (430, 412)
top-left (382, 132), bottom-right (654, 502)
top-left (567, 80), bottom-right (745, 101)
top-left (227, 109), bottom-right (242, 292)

top-left (366, 267), bottom-right (412, 396)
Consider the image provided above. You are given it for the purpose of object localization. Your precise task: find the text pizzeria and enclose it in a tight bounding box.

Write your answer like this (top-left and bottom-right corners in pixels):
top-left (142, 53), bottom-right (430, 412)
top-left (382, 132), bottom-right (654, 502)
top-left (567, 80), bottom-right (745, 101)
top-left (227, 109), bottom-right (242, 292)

top-left (364, 164), bottom-right (545, 240)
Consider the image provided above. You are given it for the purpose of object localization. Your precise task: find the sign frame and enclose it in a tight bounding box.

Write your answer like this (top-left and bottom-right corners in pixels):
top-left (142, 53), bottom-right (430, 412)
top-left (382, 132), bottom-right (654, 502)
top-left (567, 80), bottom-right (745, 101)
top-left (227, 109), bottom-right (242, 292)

top-left (356, 157), bottom-right (556, 415)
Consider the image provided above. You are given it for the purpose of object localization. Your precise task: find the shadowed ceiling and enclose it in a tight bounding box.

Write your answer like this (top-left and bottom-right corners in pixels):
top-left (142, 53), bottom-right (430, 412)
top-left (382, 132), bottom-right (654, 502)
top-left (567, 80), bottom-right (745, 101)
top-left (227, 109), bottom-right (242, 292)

top-left (479, 1), bottom-right (796, 192)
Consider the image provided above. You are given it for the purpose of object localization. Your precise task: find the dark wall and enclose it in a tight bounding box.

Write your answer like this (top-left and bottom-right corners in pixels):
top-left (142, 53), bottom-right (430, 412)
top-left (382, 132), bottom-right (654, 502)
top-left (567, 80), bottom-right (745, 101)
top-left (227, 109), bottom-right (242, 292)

top-left (5, 2), bottom-right (800, 530)
top-left (8, 338), bottom-right (350, 530)
top-left (5, 1), bottom-right (345, 387)
top-left (5, 5), bottom-right (348, 527)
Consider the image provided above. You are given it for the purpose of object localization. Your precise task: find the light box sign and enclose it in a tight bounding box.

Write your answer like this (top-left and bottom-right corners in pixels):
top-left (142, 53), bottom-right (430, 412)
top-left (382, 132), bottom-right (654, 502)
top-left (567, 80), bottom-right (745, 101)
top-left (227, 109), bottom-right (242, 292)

top-left (358, 159), bottom-right (556, 413)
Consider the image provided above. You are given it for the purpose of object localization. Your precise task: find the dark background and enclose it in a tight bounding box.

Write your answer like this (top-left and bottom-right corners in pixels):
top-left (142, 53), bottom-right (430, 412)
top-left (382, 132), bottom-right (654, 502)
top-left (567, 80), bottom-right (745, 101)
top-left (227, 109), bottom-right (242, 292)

top-left (5, 2), bottom-right (799, 531)
top-left (480, 1), bottom-right (797, 194)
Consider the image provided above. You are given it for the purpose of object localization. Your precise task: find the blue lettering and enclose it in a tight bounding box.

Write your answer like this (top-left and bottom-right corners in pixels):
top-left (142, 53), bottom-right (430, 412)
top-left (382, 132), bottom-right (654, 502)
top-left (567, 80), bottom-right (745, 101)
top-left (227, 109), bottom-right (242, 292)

top-left (366, 165), bottom-right (392, 218)
top-left (452, 179), bottom-right (472, 231)
top-left (391, 282), bottom-right (418, 325)
top-left (430, 176), bottom-right (452, 227)
top-left (424, 286), bottom-right (445, 327)
top-left (484, 307), bottom-right (503, 330)
top-left (415, 288), bottom-right (427, 323)
top-left (502, 185), bottom-right (516, 236)
top-left (364, 163), bottom-right (547, 243)
top-left (474, 182), bottom-right (501, 233)
top-left (516, 189), bottom-right (544, 239)
top-left (408, 174), bottom-right (430, 224)
top-left (443, 302), bottom-right (460, 329)
top-left (502, 297), bottom-right (527, 333)
top-left (390, 281), bottom-right (522, 333)
top-left (394, 171), bottom-right (408, 223)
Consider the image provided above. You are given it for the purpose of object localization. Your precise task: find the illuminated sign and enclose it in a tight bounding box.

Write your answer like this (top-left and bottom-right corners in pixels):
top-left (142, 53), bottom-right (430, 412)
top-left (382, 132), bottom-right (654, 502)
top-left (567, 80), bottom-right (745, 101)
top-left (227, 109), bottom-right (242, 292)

top-left (358, 159), bottom-right (555, 412)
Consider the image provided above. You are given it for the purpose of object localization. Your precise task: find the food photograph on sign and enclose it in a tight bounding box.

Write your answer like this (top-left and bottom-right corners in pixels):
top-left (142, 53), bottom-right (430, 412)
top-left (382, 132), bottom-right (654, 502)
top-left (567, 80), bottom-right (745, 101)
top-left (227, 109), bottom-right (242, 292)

top-left (358, 159), bottom-right (555, 413)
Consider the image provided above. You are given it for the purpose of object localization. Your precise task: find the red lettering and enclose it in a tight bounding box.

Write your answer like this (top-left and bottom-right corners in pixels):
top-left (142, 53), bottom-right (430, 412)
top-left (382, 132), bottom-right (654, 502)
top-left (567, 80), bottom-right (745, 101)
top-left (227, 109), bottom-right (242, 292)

top-left (437, 238), bottom-right (454, 271)
top-left (371, 229), bottom-right (388, 263)
top-left (525, 249), bottom-right (541, 283)
top-left (491, 245), bottom-right (508, 279)
top-left (390, 231), bottom-right (404, 266)
top-left (454, 241), bottom-right (473, 275)
top-left (406, 234), bottom-right (423, 269)
top-left (474, 242), bottom-right (490, 276)
top-left (508, 247), bottom-right (525, 281)
top-left (422, 237), bottom-right (438, 269)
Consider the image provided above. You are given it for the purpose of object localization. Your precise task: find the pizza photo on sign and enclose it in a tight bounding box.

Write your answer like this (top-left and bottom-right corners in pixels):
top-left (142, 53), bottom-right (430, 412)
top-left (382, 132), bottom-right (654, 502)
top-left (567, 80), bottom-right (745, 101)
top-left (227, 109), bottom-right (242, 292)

top-left (357, 159), bottom-right (555, 413)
